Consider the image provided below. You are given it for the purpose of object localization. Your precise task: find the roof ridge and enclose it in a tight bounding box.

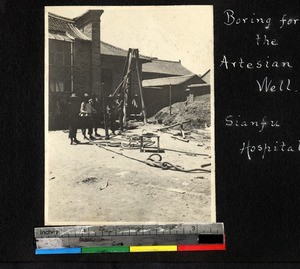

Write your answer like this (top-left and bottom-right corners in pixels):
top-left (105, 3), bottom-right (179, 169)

top-left (201, 69), bottom-right (210, 77)
top-left (151, 58), bottom-right (181, 63)
top-left (181, 74), bottom-right (196, 77)
top-left (101, 40), bottom-right (128, 52)
top-left (143, 74), bottom-right (203, 87)
top-left (142, 58), bottom-right (194, 75)
top-left (143, 74), bottom-right (196, 82)
top-left (101, 41), bottom-right (153, 60)
top-left (48, 12), bottom-right (75, 23)
top-left (180, 74), bottom-right (197, 83)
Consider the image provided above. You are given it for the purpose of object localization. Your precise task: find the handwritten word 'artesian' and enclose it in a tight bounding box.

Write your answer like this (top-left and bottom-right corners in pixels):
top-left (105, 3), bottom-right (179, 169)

top-left (220, 55), bottom-right (292, 70)
top-left (225, 115), bottom-right (280, 133)
top-left (224, 9), bottom-right (299, 29)
top-left (240, 140), bottom-right (300, 160)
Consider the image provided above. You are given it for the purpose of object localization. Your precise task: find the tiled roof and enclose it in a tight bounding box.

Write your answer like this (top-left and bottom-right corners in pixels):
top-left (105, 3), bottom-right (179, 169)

top-left (100, 41), bottom-right (151, 61)
top-left (143, 74), bottom-right (205, 87)
top-left (48, 32), bottom-right (73, 42)
top-left (100, 41), bottom-right (128, 57)
top-left (142, 59), bottom-right (193, 76)
top-left (48, 13), bottom-right (151, 61)
top-left (48, 13), bottom-right (91, 41)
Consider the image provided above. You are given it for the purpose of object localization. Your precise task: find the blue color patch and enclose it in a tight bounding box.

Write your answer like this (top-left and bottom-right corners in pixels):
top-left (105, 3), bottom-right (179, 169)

top-left (35, 248), bottom-right (81, 255)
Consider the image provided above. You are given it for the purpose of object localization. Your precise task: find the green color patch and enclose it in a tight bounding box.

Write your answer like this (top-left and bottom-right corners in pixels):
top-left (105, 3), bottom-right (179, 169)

top-left (81, 246), bottom-right (130, 253)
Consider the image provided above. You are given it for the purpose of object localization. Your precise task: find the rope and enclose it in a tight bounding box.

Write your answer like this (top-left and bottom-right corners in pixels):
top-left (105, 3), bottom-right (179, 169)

top-left (94, 142), bottom-right (148, 165)
top-left (91, 142), bottom-right (210, 173)
top-left (146, 154), bottom-right (211, 173)
top-left (90, 134), bottom-right (154, 149)
top-left (120, 134), bottom-right (154, 149)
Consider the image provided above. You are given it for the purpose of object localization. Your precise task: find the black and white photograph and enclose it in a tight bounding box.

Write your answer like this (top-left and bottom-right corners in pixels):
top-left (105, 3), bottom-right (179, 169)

top-left (45, 6), bottom-right (214, 225)
top-left (2, 0), bottom-right (300, 265)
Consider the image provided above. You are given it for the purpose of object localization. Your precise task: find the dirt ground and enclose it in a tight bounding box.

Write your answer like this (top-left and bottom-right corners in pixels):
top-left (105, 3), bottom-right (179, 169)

top-left (45, 123), bottom-right (214, 225)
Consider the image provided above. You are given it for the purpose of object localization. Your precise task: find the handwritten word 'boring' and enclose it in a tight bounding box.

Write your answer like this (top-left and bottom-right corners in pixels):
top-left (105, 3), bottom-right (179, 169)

top-left (220, 55), bottom-right (292, 70)
top-left (224, 10), bottom-right (299, 29)
top-left (240, 140), bottom-right (300, 160)
top-left (225, 115), bottom-right (280, 133)
top-left (224, 9), bottom-right (271, 29)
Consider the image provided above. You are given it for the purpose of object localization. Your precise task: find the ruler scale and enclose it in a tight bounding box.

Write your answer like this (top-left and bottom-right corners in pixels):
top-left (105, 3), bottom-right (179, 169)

top-left (35, 223), bottom-right (225, 254)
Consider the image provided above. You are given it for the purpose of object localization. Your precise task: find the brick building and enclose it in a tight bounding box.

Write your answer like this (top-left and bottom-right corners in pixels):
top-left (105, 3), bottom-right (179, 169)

top-left (142, 74), bottom-right (207, 116)
top-left (100, 42), bottom-right (150, 100)
top-left (141, 59), bottom-right (211, 116)
top-left (47, 11), bottom-right (208, 129)
top-left (48, 11), bottom-right (150, 129)
top-left (48, 11), bottom-right (103, 129)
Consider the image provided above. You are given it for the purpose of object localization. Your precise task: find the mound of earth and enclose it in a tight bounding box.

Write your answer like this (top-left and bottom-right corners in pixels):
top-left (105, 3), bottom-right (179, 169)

top-left (152, 94), bottom-right (211, 129)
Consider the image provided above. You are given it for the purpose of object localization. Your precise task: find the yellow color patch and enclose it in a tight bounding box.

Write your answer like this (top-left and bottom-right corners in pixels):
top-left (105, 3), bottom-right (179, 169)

top-left (130, 245), bottom-right (177, 252)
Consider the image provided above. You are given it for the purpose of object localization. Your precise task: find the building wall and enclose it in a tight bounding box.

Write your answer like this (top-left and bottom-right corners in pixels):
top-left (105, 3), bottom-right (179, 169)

top-left (48, 92), bottom-right (70, 130)
top-left (102, 55), bottom-right (144, 112)
top-left (49, 39), bottom-right (92, 130)
top-left (48, 45), bottom-right (146, 129)
top-left (73, 40), bottom-right (92, 95)
top-left (143, 76), bottom-right (206, 117)
top-left (101, 55), bottom-right (124, 93)
top-left (191, 85), bottom-right (211, 100)
top-left (143, 88), bottom-right (169, 117)
top-left (75, 10), bottom-right (103, 97)
top-left (49, 40), bottom-right (72, 93)
top-left (48, 11), bottom-right (103, 130)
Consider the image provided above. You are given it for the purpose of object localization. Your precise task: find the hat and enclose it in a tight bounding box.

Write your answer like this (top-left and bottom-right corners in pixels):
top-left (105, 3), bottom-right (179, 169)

top-left (70, 93), bottom-right (77, 98)
top-left (84, 93), bottom-right (89, 97)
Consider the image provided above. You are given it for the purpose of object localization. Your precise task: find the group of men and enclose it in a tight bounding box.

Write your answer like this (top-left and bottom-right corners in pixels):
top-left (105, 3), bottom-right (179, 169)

top-left (67, 92), bottom-right (138, 145)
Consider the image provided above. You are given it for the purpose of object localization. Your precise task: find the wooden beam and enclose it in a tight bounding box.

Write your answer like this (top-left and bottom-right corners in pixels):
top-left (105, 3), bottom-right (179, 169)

top-left (134, 49), bottom-right (147, 124)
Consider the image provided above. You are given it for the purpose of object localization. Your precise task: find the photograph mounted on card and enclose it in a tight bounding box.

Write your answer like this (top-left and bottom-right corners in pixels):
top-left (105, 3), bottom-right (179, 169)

top-left (44, 6), bottom-right (215, 225)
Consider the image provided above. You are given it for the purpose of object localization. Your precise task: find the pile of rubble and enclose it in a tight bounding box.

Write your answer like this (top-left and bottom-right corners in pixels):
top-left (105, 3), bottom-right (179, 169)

top-left (152, 94), bottom-right (211, 129)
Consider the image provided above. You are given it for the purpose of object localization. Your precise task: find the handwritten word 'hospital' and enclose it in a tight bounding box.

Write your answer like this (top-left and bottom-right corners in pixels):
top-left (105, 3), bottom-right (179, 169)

top-left (240, 140), bottom-right (300, 160)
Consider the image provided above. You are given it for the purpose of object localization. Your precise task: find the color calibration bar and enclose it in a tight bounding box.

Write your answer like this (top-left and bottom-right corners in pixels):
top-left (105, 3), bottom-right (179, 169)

top-left (36, 244), bottom-right (226, 254)
top-left (35, 223), bottom-right (225, 254)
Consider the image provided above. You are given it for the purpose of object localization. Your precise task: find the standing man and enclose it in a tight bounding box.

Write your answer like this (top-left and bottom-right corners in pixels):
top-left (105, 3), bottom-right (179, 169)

top-left (131, 94), bottom-right (139, 118)
top-left (67, 93), bottom-right (81, 145)
top-left (80, 93), bottom-right (96, 140)
top-left (106, 94), bottom-right (117, 135)
top-left (89, 93), bottom-right (102, 137)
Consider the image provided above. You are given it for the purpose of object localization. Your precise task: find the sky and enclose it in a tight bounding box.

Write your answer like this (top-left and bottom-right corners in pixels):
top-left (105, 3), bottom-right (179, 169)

top-left (46, 6), bottom-right (213, 75)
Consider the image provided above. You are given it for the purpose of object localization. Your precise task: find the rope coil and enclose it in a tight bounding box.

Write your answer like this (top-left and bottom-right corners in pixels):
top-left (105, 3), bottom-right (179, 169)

top-left (146, 154), bottom-right (210, 173)
top-left (93, 141), bottom-right (210, 173)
